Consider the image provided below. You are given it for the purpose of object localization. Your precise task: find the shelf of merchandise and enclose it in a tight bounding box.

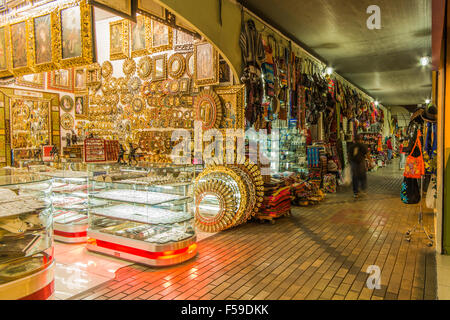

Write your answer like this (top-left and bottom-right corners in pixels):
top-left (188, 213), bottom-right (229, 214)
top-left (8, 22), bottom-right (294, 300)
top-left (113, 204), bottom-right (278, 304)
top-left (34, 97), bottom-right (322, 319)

top-left (85, 163), bottom-right (198, 267)
top-left (0, 172), bottom-right (54, 300)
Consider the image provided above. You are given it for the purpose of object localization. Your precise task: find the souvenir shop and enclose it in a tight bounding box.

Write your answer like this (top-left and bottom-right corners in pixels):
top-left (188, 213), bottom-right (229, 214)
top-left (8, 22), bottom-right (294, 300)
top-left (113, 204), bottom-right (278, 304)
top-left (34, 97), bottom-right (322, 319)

top-left (0, 0), bottom-right (391, 300)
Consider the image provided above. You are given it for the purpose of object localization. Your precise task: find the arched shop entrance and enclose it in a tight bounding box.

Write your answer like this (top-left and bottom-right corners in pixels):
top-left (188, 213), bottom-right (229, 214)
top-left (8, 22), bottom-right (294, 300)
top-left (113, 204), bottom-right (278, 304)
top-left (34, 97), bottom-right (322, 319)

top-left (0, 0), bottom-right (443, 301)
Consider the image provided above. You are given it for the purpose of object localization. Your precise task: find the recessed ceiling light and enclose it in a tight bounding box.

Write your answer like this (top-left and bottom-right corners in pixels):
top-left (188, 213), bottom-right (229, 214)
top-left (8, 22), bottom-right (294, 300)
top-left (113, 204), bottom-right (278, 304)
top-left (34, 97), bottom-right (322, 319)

top-left (420, 56), bottom-right (430, 66)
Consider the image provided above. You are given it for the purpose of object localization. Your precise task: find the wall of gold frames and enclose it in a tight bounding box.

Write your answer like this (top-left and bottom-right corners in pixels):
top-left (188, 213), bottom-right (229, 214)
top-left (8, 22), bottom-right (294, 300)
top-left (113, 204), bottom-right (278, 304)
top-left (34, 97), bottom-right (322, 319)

top-left (0, 87), bottom-right (60, 166)
top-left (0, 0), bottom-right (95, 78)
top-left (0, 3), bottom-right (241, 166)
top-left (76, 13), bottom-right (240, 164)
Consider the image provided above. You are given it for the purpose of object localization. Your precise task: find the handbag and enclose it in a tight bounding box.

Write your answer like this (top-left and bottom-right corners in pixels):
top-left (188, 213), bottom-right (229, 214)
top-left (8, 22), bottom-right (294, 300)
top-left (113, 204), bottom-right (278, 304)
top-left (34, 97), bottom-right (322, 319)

top-left (404, 130), bottom-right (425, 179)
top-left (401, 177), bottom-right (421, 204)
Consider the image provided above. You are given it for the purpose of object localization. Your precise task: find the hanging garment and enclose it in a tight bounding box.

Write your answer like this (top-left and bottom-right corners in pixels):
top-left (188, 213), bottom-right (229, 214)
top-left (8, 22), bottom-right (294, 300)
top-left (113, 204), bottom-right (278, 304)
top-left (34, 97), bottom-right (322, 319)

top-left (423, 122), bottom-right (437, 175)
top-left (239, 19), bottom-right (265, 127)
top-left (404, 130), bottom-right (425, 179)
top-left (425, 177), bottom-right (437, 209)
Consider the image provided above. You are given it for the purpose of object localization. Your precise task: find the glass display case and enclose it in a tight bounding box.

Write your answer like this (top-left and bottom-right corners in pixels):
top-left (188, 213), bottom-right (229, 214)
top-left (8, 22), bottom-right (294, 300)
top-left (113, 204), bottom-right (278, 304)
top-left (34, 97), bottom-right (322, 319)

top-left (279, 126), bottom-right (308, 175)
top-left (40, 166), bottom-right (91, 243)
top-left (86, 164), bottom-right (197, 266)
top-left (0, 170), bottom-right (54, 300)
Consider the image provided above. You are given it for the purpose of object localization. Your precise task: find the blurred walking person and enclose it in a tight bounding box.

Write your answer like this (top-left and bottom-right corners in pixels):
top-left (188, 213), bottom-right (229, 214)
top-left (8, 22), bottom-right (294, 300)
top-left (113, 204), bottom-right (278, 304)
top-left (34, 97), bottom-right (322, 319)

top-left (348, 134), bottom-right (369, 198)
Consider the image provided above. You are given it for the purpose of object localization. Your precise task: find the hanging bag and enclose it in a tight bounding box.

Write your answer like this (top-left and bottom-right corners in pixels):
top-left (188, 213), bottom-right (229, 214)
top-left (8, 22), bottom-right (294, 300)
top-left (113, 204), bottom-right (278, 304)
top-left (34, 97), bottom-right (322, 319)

top-left (400, 177), bottom-right (421, 204)
top-left (403, 130), bottom-right (425, 179)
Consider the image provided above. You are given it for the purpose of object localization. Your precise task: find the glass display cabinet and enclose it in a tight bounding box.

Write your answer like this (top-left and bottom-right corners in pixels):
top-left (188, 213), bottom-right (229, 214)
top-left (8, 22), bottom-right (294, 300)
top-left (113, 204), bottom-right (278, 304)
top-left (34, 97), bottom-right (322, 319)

top-left (86, 164), bottom-right (197, 266)
top-left (279, 126), bottom-right (308, 174)
top-left (41, 167), bottom-right (91, 243)
top-left (0, 170), bottom-right (54, 300)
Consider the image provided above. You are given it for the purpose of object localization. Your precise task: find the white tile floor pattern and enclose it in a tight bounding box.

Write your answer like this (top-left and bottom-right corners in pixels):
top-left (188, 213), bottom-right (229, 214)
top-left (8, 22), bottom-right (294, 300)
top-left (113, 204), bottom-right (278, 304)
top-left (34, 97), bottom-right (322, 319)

top-left (52, 229), bottom-right (217, 300)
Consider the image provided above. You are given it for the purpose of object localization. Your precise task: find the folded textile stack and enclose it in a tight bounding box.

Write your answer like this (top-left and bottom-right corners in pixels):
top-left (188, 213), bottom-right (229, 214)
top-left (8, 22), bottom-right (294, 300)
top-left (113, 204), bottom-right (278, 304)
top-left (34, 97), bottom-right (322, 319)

top-left (256, 179), bottom-right (291, 219)
top-left (291, 180), bottom-right (325, 206)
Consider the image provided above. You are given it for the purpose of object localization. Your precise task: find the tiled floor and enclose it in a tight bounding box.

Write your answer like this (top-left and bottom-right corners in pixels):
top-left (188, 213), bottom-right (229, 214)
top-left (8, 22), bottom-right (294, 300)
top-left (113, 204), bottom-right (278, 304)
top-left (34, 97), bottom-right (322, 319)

top-left (73, 163), bottom-right (438, 300)
top-left (54, 242), bottom-right (132, 300)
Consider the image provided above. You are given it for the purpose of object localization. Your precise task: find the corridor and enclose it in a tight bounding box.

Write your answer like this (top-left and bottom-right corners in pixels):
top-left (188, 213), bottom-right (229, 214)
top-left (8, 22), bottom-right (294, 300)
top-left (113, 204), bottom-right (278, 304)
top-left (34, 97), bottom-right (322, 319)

top-left (74, 164), bottom-right (437, 300)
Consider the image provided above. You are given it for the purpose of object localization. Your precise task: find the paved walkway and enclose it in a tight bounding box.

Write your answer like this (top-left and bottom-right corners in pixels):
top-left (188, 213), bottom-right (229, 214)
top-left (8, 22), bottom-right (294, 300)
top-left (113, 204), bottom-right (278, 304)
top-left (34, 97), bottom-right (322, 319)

top-left (73, 163), bottom-right (437, 300)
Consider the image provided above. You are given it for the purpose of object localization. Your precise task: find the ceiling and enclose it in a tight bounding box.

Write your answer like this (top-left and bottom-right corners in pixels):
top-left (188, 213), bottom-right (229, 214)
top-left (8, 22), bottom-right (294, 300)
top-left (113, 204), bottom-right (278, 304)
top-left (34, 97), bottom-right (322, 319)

top-left (239, 0), bottom-right (432, 107)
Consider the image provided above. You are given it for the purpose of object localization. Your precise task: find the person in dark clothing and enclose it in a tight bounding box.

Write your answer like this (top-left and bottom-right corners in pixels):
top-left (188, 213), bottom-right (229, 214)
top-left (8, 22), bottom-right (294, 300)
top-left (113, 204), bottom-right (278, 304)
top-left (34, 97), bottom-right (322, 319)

top-left (348, 134), bottom-right (369, 198)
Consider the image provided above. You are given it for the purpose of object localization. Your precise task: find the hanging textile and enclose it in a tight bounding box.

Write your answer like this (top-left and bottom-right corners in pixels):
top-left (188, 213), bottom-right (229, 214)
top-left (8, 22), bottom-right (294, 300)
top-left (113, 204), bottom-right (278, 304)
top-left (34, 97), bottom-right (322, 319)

top-left (239, 18), bottom-right (265, 128)
top-left (423, 122), bottom-right (437, 175)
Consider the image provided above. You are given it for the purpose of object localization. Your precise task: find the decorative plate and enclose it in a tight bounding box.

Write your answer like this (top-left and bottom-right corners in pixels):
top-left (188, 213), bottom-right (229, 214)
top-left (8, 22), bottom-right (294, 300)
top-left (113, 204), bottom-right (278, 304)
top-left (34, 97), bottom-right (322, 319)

top-left (123, 58), bottom-right (136, 77)
top-left (128, 76), bottom-right (142, 94)
top-left (117, 77), bottom-right (128, 94)
top-left (101, 61), bottom-right (113, 79)
top-left (194, 89), bottom-right (223, 130)
top-left (121, 93), bottom-right (133, 105)
top-left (132, 97), bottom-right (145, 114)
top-left (60, 95), bottom-right (74, 112)
top-left (137, 56), bottom-right (152, 80)
top-left (141, 81), bottom-right (152, 96)
top-left (168, 53), bottom-right (185, 79)
top-left (61, 113), bottom-right (74, 130)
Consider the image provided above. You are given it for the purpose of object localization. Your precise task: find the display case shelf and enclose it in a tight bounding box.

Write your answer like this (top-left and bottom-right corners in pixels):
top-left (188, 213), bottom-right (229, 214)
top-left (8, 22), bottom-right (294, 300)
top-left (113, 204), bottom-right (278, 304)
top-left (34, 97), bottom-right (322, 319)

top-left (0, 173), bottom-right (54, 300)
top-left (86, 163), bottom-right (198, 267)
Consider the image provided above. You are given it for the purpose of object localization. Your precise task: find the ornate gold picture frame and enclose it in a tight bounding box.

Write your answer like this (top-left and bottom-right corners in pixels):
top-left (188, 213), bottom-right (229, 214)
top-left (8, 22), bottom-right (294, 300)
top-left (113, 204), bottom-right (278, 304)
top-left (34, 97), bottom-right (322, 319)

top-left (74, 93), bottom-right (88, 119)
top-left (16, 73), bottom-right (45, 89)
top-left (137, 56), bottom-right (152, 80)
top-left (47, 68), bottom-right (74, 92)
top-left (90, 0), bottom-right (136, 21)
top-left (8, 20), bottom-right (33, 75)
top-left (194, 42), bottom-right (219, 87)
top-left (30, 11), bottom-right (59, 72)
top-left (194, 89), bottom-right (223, 131)
top-left (152, 54), bottom-right (167, 81)
top-left (215, 85), bottom-right (245, 130)
top-left (174, 29), bottom-right (194, 52)
top-left (74, 67), bottom-right (86, 91)
top-left (56, 0), bottom-right (94, 68)
top-left (130, 15), bottom-right (151, 58)
top-left (168, 53), bottom-right (185, 79)
top-left (0, 26), bottom-right (12, 77)
top-left (151, 19), bottom-right (172, 53)
top-left (86, 62), bottom-right (101, 90)
top-left (109, 19), bottom-right (129, 60)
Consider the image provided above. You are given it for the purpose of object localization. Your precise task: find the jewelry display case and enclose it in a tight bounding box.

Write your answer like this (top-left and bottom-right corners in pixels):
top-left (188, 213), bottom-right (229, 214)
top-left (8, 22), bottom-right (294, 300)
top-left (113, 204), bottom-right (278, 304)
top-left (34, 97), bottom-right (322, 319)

top-left (86, 164), bottom-right (198, 266)
top-left (40, 166), bottom-right (91, 243)
top-left (0, 170), bottom-right (54, 300)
